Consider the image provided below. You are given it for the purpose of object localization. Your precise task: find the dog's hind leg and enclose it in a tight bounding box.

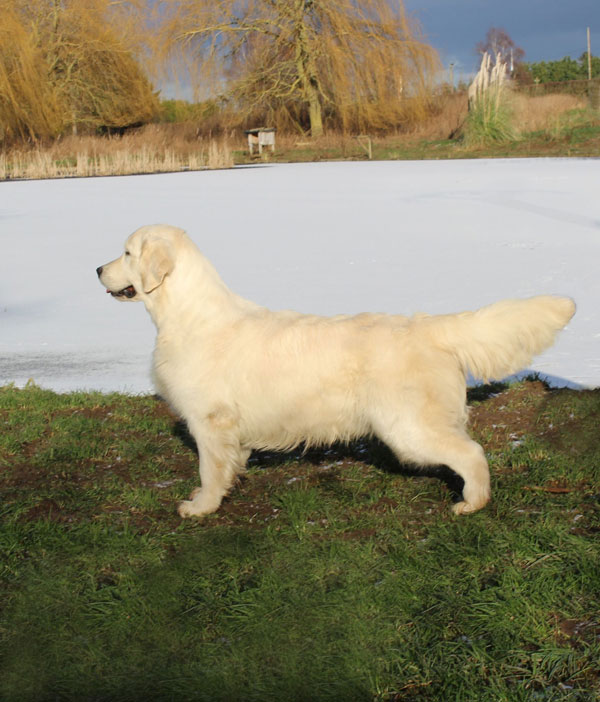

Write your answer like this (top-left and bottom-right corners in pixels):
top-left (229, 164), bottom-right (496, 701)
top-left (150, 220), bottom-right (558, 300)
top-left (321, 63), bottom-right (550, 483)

top-left (178, 411), bottom-right (247, 518)
top-left (425, 432), bottom-right (491, 515)
top-left (373, 415), bottom-right (491, 515)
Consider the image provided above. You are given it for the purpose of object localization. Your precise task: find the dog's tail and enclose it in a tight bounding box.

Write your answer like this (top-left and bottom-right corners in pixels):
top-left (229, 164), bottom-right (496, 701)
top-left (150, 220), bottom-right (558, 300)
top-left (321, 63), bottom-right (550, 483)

top-left (424, 295), bottom-right (575, 382)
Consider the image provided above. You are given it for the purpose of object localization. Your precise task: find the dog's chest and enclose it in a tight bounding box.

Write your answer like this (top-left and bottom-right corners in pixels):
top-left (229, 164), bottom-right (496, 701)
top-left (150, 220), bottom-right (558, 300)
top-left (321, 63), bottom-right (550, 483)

top-left (151, 337), bottom-right (216, 412)
top-left (151, 340), bottom-right (187, 402)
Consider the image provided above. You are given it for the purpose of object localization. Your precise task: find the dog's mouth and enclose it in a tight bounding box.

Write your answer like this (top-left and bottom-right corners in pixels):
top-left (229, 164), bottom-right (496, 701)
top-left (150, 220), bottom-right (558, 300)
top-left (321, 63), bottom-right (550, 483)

top-left (107, 285), bottom-right (137, 299)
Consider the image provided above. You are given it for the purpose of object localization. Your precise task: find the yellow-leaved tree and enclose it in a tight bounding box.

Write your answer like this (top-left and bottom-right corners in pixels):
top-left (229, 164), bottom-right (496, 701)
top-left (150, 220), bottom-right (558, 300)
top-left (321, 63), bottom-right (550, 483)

top-left (0, 0), bottom-right (158, 142)
top-left (159, 0), bottom-right (440, 135)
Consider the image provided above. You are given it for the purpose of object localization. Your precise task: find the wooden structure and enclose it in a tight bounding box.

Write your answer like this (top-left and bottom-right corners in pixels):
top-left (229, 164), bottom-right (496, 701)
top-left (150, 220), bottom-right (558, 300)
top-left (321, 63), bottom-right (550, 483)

top-left (244, 127), bottom-right (276, 155)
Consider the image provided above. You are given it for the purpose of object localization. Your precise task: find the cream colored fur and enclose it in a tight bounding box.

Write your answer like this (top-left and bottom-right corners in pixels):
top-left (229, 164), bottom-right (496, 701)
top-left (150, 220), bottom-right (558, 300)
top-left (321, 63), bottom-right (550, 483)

top-left (97, 224), bottom-right (575, 517)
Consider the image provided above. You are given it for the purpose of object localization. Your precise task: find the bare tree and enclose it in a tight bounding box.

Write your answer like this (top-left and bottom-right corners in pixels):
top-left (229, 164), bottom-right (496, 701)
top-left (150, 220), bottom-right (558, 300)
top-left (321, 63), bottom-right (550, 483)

top-left (476, 27), bottom-right (525, 74)
top-left (159, 0), bottom-right (440, 136)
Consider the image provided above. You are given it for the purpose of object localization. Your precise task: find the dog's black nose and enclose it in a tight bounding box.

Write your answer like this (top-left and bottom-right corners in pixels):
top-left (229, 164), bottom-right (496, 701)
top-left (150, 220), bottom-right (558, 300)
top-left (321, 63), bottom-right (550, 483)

top-left (96, 266), bottom-right (103, 277)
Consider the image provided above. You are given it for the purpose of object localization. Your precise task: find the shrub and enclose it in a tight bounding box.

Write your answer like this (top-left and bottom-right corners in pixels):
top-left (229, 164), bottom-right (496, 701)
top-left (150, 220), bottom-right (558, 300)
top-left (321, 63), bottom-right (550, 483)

top-left (463, 85), bottom-right (516, 145)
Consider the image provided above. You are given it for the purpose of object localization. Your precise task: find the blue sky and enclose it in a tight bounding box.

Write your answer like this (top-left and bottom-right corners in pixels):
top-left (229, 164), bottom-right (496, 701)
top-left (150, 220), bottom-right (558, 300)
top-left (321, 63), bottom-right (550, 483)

top-left (403, 0), bottom-right (600, 79)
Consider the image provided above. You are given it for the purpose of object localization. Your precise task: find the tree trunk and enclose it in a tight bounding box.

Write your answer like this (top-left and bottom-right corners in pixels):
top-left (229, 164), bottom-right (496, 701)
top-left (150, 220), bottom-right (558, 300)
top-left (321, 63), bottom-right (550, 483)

top-left (294, 1), bottom-right (323, 137)
top-left (307, 81), bottom-right (323, 137)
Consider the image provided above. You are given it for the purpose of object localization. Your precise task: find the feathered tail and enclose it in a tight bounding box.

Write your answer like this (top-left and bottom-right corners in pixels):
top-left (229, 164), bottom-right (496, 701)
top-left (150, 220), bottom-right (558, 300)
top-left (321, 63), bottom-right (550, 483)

top-left (426, 295), bottom-right (575, 382)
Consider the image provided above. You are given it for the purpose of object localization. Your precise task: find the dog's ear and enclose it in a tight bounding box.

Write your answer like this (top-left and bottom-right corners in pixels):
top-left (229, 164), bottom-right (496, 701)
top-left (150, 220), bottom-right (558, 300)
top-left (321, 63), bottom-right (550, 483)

top-left (139, 238), bottom-right (174, 293)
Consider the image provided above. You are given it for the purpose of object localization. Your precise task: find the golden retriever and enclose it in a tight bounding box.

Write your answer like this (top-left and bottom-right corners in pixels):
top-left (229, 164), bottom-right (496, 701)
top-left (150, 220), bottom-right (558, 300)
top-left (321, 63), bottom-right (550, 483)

top-left (97, 224), bottom-right (575, 517)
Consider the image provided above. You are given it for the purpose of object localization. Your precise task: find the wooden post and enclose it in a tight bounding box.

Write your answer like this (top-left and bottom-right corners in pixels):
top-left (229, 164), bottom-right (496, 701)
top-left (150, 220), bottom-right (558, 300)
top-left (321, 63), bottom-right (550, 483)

top-left (355, 135), bottom-right (372, 160)
top-left (588, 27), bottom-right (592, 81)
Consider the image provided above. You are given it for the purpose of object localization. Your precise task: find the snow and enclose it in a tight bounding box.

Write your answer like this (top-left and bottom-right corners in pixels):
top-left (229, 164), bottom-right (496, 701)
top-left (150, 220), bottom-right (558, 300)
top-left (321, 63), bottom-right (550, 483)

top-left (1, 158), bottom-right (598, 394)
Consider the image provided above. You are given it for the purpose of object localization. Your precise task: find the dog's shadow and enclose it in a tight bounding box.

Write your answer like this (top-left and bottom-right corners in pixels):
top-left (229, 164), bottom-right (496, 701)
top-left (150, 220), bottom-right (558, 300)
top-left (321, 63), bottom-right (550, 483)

top-left (171, 421), bottom-right (465, 501)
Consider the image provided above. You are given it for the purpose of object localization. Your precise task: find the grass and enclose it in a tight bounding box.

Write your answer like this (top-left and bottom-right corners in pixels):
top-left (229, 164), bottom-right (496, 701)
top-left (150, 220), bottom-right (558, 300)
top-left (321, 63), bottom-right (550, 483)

top-left (1, 379), bottom-right (599, 701)
top-left (0, 129), bottom-right (233, 180)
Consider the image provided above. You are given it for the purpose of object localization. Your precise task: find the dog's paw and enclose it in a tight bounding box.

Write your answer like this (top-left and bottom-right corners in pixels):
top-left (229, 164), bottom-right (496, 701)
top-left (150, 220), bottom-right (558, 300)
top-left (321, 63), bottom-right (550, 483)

top-left (451, 492), bottom-right (490, 515)
top-left (177, 488), bottom-right (222, 518)
top-left (178, 500), bottom-right (203, 518)
top-left (452, 479), bottom-right (491, 516)
top-left (452, 500), bottom-right (481, 515)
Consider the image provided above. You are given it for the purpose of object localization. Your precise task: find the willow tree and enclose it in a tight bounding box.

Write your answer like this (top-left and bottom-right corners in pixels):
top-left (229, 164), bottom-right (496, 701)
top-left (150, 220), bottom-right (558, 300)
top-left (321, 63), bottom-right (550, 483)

top-left (34, 0), bottom-right (159, 131)
top-left (159, 0), bottom-right (440, 135)
top-left (0, 0), bottom-right (158, 142)
top-left (0, 4), bottom-right (64, 141)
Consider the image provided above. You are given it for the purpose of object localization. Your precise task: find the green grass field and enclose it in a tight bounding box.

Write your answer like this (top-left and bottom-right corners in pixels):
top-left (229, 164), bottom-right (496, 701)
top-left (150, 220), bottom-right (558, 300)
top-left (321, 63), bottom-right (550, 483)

top-left (1, 380), bottom-right (599, 701)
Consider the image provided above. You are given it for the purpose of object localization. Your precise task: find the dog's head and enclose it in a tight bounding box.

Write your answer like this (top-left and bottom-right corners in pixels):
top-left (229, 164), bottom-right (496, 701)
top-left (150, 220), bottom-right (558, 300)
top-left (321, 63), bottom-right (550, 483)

top-left (97, 225), bottom-right (183, 302)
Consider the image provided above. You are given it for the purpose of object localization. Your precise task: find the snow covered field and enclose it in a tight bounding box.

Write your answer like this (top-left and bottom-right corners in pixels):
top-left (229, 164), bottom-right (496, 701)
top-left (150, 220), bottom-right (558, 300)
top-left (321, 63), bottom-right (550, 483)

top-left (1, 158), bottom-right (598, 393)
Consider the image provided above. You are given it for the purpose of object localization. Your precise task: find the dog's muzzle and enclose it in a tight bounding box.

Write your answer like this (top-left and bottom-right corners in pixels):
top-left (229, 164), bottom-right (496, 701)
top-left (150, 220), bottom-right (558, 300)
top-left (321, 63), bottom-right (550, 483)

top-left (96, 266), bottom-right (137, 298)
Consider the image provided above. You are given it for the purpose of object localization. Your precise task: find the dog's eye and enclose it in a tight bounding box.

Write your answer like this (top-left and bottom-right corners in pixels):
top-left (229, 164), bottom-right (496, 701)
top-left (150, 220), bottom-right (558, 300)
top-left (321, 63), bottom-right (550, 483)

top-left (125, 251), bottom-right (131, 256)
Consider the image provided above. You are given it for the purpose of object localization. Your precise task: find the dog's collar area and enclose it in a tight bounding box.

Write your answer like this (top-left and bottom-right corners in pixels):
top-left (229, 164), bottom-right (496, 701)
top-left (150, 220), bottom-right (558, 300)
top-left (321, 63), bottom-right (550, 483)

top-left (108, 285), bottom-right (137, 298)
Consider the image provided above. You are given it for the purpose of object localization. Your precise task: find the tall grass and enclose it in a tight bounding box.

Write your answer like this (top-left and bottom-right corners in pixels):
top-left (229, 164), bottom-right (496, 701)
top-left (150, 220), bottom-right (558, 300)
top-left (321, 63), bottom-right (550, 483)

top-left (511, 94), bottom-right (586, 134)
top-left (463, 84), bottom-right (516, 146)
top-left (460, 85), bottom-right (589, 148)
top-left (0, 128), bottom-right (233, 180)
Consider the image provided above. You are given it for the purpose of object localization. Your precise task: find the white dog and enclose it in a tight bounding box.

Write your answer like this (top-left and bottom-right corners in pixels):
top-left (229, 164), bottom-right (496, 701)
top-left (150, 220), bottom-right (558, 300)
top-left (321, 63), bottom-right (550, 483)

top-left (97, 224), bottom-right (575, 518)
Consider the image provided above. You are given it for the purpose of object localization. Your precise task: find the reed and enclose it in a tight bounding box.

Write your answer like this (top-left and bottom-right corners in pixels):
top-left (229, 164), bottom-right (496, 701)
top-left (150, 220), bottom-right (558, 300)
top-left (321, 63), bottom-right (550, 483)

top-left (0, 134), bottom-right (233, 180)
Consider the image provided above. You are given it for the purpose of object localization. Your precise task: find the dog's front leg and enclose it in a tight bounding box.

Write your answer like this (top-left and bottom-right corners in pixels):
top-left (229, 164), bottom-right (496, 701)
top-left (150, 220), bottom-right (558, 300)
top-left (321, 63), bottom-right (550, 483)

top-left (178, 414), bottom-right (248, 518)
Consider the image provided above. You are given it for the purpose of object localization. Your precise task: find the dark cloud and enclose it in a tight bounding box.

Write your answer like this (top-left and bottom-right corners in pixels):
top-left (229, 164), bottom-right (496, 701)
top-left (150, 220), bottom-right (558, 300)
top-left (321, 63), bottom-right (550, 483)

top-left (405, 0), bottom-right (600, 75)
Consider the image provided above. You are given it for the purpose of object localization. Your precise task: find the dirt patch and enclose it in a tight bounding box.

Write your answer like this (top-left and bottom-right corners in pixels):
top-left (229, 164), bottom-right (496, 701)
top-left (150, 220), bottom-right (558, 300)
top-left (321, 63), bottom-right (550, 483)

top-left (555, 616), bottom-right (600, 649)
top-left (468, 380), bottom-right (550, 451)
top-left (216, 498), bottom-right (281, 527)
top-left (22, 498), bottom-right (76, 524)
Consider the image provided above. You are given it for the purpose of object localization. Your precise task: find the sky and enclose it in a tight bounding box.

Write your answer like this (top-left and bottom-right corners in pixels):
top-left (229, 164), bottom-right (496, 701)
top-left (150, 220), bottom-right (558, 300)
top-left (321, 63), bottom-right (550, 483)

top-left (404, 0), bottom-right (600, 81)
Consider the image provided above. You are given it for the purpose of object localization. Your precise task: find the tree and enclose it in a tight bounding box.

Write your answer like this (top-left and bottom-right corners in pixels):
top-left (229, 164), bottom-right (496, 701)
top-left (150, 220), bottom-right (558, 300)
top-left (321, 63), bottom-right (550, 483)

top-left (0, 0), bottom-right (159, 142)
top-left (523, 54), bottom-right (600, 83)
top-left (0, 5), bottom-right (64, 141)
top-left (159, 0), bottom-right (440, 136)
top-left (476, 27), bottom-right (525, 75)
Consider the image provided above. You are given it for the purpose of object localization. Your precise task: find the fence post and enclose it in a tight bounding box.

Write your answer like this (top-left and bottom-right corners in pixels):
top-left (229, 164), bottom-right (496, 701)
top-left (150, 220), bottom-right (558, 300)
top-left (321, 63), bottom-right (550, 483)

top-left (355, 135), bottom-right (372, 159)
